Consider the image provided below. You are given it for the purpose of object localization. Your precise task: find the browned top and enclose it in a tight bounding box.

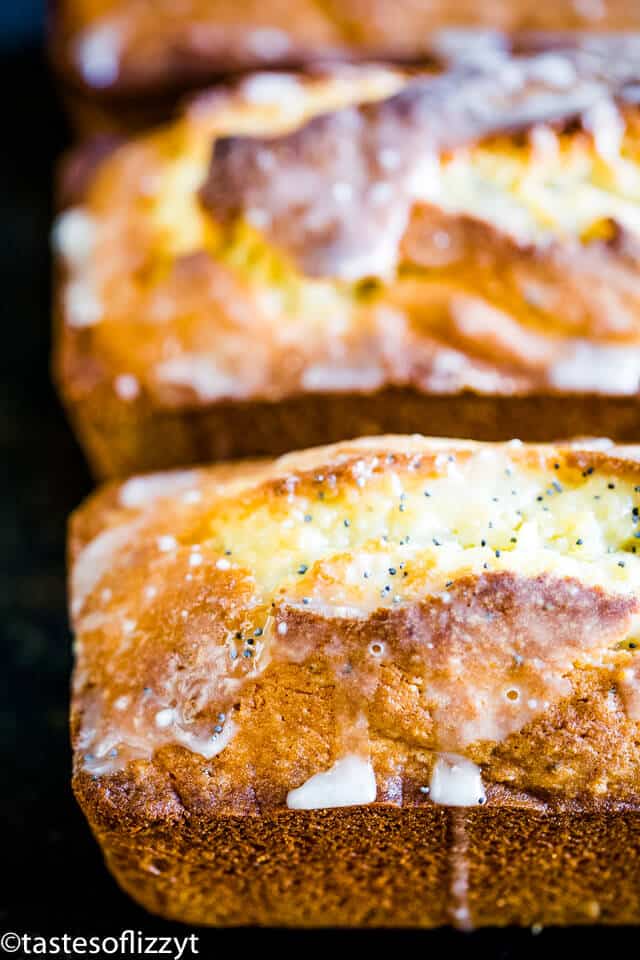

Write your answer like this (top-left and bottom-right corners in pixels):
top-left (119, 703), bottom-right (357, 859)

top-left (70, 436), bottom-right (640, 821)
top-left (201, 50), bottom-right (640, 278)
top-left (52, 1), bottom-right (640, 97)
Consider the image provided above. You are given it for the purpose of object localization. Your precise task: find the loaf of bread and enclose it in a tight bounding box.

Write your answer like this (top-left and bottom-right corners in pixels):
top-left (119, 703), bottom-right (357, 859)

top-left (70, 434), bottom-right (640, 926)
top-left (54, 47), bottom-right (640, 479)
top-left (51, 1), bottom-right (640, 132)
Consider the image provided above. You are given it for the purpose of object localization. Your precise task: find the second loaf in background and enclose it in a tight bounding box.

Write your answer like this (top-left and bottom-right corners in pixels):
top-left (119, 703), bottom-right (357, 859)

top-left (54, 44), bottom-right (640, 478)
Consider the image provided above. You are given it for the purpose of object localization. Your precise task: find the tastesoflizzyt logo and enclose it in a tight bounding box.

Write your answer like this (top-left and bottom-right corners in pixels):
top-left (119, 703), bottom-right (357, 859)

top-left (0, 930), bottom-right (199, 957)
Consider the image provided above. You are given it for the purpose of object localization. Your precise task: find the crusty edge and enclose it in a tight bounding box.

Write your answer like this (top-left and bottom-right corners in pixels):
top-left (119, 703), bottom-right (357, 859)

top-left (57, 379), bottom-right (640, 480)
top-left (74, 781), bottom-right (640, 927)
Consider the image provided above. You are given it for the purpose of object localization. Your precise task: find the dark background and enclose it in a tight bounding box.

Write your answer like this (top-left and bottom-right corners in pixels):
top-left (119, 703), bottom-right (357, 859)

top-left (0, 3), bottom-right (633, 955)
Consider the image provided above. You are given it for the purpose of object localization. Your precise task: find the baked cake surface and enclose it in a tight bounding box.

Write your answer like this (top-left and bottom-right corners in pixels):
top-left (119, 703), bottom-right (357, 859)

top-left (71, 435), bottom-right (640, 926)
top-left (53, 47), bottom-right (640, 477)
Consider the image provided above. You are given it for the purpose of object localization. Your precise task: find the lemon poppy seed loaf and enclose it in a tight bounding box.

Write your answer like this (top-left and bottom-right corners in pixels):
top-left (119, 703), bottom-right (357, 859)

top-left (71, 435), bottom-right (640, 926)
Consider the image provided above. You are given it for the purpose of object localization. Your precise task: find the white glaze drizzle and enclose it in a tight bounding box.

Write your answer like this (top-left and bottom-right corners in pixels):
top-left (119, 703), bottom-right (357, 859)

top-left (286, 754), bottom-right (377, 810)
top-left (429, 754), bottom-right (486, 807)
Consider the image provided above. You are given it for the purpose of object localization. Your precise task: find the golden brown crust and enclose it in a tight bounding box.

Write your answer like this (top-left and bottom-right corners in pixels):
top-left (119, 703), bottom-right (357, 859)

top-left (70, 435), bottom-right (640, 925)
top-left (77, 804), bottom-right (640, 927)
top-left (55, 384), bottom-right (640, 481)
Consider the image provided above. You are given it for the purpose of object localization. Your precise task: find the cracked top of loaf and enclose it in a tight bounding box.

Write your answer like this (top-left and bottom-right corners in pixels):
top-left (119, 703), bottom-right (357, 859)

top-left (51, 1), bottom-right (640, 97)
top-left (55, 47), bottom-right (640, 414)
top-left (70, 435), bottom-right (640, 821)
